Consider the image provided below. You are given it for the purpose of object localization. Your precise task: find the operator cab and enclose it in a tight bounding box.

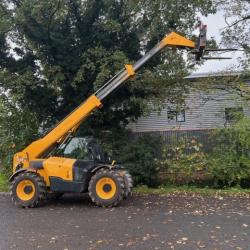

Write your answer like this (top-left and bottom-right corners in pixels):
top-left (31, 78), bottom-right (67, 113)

top-left (54, 137), bottom-right (109, 164)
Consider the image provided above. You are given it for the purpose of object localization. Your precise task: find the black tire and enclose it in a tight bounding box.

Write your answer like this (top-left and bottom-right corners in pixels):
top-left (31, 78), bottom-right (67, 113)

top-left (46, 192), bottom-right (64, 200)
top-left (88, 169), bottom-right (125, 207)
top-left (121, 170), bottom-right (133, 198)
top-left (10, 172), bottom-right (46, 208)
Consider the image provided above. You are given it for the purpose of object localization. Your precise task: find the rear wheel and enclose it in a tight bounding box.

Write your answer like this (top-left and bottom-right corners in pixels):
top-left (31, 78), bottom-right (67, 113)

top-left (88, 169), bottom-right (125, 207)
top-left (10, 172), bottom-right (46, 208)
top-left (121, 170), bottom-right (133, 198)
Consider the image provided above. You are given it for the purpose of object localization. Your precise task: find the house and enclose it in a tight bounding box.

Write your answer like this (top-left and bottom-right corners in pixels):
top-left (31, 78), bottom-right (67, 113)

top-left (128, 72), bottom-right (250, 148)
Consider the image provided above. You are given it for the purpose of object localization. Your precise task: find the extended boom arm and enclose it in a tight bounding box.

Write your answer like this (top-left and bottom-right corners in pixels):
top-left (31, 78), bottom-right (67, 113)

top-left (14, 32), bottom-right (194, 168)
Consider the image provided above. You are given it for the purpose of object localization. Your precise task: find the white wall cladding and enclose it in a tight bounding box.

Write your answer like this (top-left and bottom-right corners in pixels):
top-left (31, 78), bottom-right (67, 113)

top-left (129, 81), bottom-right (250, 132)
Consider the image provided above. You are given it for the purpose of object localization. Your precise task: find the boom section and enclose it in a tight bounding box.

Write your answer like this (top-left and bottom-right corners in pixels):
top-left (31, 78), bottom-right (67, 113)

top-left (96, 32), bottom-right (194, 100)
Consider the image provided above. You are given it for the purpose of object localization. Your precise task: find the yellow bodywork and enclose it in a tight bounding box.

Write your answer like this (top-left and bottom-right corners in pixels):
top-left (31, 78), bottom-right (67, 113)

top-left (37, 157), bottom-right (76, 186)
top-left (161, 32), bottom-right (195, 48)
top-left (125, 64), bottom-right (135, 76)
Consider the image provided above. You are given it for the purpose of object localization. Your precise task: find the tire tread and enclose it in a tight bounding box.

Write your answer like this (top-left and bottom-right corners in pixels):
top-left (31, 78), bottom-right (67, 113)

top-left (88, 168), bottom-right (125, 207)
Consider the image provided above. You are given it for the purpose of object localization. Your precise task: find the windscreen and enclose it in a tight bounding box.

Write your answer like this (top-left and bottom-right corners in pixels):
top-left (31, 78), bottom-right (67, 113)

top-left (55, 137), bottom-right (107, 162)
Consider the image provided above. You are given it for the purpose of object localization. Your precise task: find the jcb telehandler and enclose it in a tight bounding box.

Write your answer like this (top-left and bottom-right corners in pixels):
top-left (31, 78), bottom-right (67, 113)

top-left (9, 32), bottom-right (195, 208)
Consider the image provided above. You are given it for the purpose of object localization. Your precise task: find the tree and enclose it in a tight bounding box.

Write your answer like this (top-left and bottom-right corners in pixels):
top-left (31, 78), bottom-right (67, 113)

top-left (0, 0), bottom-right (216, 163)
top-left (217, 0), bottom-right (250, 69)
top-left (0, 94), bottom-right (39, 174)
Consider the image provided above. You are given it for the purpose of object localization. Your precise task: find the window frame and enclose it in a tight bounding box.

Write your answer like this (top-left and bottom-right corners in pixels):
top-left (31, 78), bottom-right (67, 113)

top-left (176, 110), bottom-right (186, 122)
top-left (225, 107), bottom-right (244, 123)
top-left (167, 110), bottom-right (186, 122)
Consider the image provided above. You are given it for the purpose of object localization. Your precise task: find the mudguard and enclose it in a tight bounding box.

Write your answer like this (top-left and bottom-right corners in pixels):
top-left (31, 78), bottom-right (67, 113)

top-left (91, 164), bottom-right (123, 174)
top-left (9, 168), bottom-right (36, 182)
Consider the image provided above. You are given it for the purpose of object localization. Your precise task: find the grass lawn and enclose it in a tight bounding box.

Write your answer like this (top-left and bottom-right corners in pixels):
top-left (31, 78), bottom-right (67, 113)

top-left (0, 173), bottom-right (8, 192)
top-left (134, 185), bottom-right (250, 197)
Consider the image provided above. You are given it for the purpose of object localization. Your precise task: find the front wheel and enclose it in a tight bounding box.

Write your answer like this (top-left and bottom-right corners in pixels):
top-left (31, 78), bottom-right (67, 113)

top-left (88, 169), bottom-right (125, 207)
top-left (10, 172), bottom-right (46, 208)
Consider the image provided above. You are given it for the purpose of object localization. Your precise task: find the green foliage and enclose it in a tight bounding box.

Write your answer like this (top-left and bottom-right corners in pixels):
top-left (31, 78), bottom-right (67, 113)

top-left (0, 172), bottom-right (8, 192)
top-left (97, 129), bottom-right (131, 161)
top-left (217, 0), bottom-right (250, 67)
top-left (158, 138), bottom-right (207, 184)
top-left (206, 118), bottom-right (250, 187)
top-left (117, 118), bottom-right (250, 189)
top-left (0, 96), bottom-right (39, 175)
top-left (120, 135), bottom-right (163, 187)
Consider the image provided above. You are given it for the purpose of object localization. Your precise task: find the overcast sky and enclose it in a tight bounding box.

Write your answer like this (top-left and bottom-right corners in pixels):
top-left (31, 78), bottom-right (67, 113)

top-left (194, 11), bottom-right (244, 74)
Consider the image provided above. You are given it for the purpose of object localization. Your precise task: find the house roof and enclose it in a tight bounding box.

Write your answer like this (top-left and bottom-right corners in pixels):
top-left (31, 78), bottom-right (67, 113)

top-left (186, 71), bottom-right (244, 79)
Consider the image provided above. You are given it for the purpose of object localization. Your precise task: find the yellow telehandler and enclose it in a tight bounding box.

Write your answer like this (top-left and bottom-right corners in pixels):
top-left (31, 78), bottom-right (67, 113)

top-left (9, 32), bottom-right (195, 208)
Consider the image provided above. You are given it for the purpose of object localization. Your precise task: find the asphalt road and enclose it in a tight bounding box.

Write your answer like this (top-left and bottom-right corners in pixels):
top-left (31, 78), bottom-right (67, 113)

top-left (0, 192), bottom-right (250, 250)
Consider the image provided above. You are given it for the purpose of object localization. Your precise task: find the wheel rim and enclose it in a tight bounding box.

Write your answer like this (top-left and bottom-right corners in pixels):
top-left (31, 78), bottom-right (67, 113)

top-left (16, 180), bottom-right (35, 201)
top-left (96, 177), bottom-right (117, 200)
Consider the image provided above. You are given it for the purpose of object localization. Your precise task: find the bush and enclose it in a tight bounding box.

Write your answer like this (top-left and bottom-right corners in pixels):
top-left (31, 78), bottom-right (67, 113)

top-left (120, 135), bottom-right (163, 187)
top-left (158, 138), bottom-right (207, 185)
top-left (119, 119), bottom-right (250, 188)
top-left (206, 118), bottom-right (250, 187)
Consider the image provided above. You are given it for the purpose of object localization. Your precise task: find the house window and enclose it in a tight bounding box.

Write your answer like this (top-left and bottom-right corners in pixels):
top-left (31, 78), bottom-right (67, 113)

top-left (176, 110), bottom-right (185, 122)
top-left (225, 107), bottom-right (244, 123)
top-left (167, 111), bottom-right (176, 121)
top-left (167, 110), bottom-right (185, 122)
